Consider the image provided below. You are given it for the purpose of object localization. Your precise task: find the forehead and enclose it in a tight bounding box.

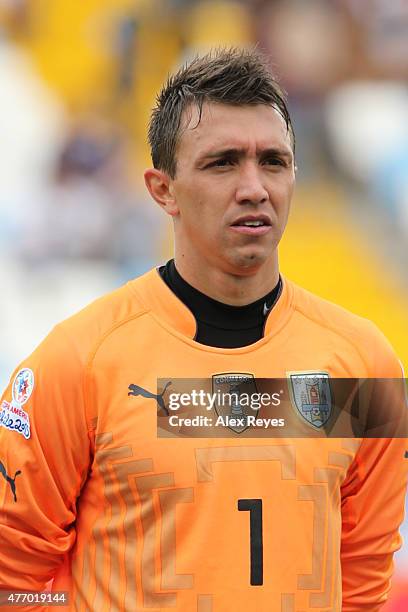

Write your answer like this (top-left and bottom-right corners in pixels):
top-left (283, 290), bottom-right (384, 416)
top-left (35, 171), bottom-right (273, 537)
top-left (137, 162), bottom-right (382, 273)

top-left (177, 102), bottom-right (292, 159)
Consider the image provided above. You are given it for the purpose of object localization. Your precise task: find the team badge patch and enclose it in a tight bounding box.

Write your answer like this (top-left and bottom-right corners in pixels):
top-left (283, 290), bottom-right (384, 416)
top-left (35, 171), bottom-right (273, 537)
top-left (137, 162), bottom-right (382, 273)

top-left (0, 368), bottom-right (34, 439)
top-left (212, 372), bottom-right (258, 433)
top-left (288, 371), bottom-right (332, 429)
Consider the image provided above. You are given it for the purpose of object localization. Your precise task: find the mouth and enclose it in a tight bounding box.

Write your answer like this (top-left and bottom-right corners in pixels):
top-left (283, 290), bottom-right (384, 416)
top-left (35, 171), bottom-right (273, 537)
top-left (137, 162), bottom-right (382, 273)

top-left (230, 215), bottom-right (272, 236)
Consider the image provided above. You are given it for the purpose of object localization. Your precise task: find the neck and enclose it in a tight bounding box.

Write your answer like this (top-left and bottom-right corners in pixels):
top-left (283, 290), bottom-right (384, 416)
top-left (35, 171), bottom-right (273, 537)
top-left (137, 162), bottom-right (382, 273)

top-left (174, 249), bottom-right (279, 306)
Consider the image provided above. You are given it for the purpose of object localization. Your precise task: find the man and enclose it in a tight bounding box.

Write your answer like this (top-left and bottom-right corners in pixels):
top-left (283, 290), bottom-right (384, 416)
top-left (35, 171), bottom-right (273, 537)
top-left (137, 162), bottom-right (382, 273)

top-left (0, 48), bottom-right (407, 611)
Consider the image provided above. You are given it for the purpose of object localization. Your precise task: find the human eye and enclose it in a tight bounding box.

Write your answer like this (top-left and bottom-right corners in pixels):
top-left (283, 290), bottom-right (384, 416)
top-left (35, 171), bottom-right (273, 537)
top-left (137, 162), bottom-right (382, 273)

top-left (262, 156), bottom-right (286, 167)
top-left (205, 157), bottom-right (234, 169)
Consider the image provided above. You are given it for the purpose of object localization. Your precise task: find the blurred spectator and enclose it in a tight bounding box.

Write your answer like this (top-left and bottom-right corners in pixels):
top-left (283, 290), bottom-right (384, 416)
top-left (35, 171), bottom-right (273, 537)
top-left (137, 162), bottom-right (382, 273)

top-left (0, 27), bottom-right (64, 257)
top-left (17, 112), bottom-right (164, 276)
top-left (0, 0), bottom-right (29, 36)
top-left (254, 0), bottom-right (351, 96)
top-left (340, 0), bottom-right (408, 78)
top-left (251, 0), bottom-right (352, 180)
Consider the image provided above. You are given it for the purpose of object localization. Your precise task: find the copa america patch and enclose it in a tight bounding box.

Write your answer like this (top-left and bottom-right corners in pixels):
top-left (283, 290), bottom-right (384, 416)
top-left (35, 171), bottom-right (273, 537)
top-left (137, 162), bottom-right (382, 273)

top-left (288, 371), bottom-right (332, 429)
top-left (0, 368), bottom-right (34, 439)
top-left (13, 368), bottom-right (35, 406)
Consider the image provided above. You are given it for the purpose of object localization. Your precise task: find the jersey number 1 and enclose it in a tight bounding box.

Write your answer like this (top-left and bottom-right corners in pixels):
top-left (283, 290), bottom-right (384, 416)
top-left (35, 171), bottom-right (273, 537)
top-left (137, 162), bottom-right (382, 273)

top-left (238, 498), bottom-right (263, 586)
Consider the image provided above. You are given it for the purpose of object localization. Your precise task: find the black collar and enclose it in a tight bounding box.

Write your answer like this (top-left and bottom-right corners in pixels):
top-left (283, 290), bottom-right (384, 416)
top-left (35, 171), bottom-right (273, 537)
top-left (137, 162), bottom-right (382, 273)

top-left (158, 260), bottom-right (281, 347)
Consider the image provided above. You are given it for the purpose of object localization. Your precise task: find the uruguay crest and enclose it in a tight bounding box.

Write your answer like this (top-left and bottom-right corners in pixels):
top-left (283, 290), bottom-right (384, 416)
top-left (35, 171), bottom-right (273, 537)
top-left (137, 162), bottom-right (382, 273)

top-left (212, 372), bottom-right (258, 433)
top-left (288, 371), bottom-right (332, 429)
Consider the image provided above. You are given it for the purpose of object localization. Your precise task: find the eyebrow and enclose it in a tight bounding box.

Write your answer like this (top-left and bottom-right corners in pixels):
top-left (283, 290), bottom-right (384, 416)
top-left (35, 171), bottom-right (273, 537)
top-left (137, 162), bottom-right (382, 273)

top-left (197, 147), bottom-right (293, 163)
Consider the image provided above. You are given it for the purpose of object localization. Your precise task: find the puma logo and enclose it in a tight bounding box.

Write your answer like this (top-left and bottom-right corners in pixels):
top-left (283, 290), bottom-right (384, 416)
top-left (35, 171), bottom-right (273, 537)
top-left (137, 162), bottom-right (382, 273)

top-left (0, 460), bottom-right (21, 502)
top-left (128, 381), bottom-right (172, 416)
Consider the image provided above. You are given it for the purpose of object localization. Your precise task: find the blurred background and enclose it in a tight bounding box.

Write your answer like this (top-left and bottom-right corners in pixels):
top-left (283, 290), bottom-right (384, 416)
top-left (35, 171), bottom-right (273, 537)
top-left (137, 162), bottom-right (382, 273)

top-left (0, 0), bottom-right (406, 606)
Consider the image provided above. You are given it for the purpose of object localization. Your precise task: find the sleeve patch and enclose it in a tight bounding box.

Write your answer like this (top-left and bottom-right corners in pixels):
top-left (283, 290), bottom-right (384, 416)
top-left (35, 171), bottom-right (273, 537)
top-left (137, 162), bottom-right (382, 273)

top-left (0, 368), bottom-right (34, 440)
top-left (12, 368), bottom-right (35, 406)
top-left (0, 400), bottom-right (31, 439)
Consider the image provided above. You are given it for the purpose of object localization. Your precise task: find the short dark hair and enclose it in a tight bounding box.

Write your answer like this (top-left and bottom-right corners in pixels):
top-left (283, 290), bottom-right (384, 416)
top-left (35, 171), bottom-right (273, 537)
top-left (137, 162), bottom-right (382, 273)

top-left (148, 47), bottom-right (295, 178)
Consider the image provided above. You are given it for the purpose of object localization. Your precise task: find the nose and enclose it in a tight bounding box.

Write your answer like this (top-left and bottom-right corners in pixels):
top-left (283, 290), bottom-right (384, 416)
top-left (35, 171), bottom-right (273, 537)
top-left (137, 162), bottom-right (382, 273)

top-left (235, 163), bottom-right (269, 205)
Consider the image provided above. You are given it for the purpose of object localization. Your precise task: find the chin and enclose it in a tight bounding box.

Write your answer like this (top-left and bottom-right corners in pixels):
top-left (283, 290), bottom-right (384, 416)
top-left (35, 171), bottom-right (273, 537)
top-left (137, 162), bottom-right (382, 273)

top-left (227, 250), bottom-right (270, 274)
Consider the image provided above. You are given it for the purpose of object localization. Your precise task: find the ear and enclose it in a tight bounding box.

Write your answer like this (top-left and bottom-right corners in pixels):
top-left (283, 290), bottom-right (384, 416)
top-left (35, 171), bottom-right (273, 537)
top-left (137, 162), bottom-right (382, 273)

top-left (144, 168), bottom-right (179, 216)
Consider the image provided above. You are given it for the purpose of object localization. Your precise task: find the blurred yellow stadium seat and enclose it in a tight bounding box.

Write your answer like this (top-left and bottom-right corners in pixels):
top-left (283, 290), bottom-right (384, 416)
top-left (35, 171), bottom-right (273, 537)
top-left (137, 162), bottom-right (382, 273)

top-left (280, 183), bottom-right (408, 369)
top-left (18, 0), bottom-right (142, 109)
top-left (184, 0), bottom-right (252, 49)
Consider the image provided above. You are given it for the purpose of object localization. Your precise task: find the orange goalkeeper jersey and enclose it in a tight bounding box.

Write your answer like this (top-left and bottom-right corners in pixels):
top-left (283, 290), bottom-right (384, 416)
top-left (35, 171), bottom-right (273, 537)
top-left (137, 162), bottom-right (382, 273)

top-left (0, 269), bottom-right (407, 611)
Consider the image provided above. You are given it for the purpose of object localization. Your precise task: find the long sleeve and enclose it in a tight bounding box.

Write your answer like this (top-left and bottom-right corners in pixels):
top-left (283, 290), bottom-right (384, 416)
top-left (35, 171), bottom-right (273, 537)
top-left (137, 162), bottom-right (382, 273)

top-left (340, 323), bottom-right (408, 610)
top-left (0, 324), bottom-right (93, 593)
top-left (340, 436), bottom-right (408, 610)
